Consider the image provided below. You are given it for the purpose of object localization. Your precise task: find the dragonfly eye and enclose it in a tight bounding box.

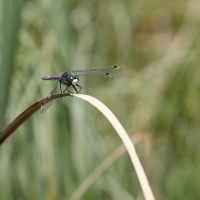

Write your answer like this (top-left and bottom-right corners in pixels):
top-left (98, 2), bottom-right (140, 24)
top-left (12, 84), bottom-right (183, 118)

top-left (70, 75), bottom-right (79, 86)
top-left (72, 79), bottom-right (78, 85)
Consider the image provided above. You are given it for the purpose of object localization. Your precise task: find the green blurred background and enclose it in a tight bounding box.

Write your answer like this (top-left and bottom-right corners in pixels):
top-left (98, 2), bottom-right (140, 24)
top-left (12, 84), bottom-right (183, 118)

top-left (1, 0), bottom-right (200, 199)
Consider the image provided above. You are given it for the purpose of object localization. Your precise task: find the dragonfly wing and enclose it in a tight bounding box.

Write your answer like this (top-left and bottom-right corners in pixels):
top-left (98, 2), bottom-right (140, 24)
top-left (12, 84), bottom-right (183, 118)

top-left (41, 87), bottom-right (57, 113)
top-left (41, 76), bottom-right (62, 113)
top-left (76, 73), bottom-right (112, 89)
top-left (71, 66), bottom-right (121, 76)
top-left (71, 66), bottom-right (121, 89)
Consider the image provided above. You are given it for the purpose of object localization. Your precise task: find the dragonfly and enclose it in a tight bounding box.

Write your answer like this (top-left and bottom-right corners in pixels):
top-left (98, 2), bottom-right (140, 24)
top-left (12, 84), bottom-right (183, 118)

top-left (41, 66), bottom-right (121, 113)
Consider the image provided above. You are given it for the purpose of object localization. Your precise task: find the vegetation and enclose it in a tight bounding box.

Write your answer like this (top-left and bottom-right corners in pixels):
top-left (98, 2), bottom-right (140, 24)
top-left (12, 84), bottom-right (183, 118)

top-left (1, 0), bottom-right (200, 199)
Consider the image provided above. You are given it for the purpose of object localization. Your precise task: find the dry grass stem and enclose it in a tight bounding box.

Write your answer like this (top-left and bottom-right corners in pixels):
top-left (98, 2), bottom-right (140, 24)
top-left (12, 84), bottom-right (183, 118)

top-left (0, 94), bottom-right (70, 145)
top-left (73, 94), bottom-right (155, 200)
top-left (69, 133), bottom-right (153, 200)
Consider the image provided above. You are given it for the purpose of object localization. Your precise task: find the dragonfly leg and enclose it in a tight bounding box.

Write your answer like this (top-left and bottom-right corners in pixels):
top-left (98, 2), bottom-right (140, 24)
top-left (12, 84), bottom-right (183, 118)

top-left (76, 84), bottom-right (82, 93)
top-left (73, 85), bottom-right (79, 94)
top-left (63, 85), bottom-right (73, 94)
top-left (60, 82), bottom-right (62, 100)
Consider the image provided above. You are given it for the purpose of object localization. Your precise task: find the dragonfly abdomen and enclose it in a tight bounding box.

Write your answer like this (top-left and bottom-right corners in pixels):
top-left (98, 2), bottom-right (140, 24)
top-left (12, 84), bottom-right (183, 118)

top-left (42, 76), bottom-right (59, 81)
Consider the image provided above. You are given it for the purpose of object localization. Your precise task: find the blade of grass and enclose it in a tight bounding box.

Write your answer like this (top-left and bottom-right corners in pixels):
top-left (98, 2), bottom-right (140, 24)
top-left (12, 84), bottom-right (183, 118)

top-left (0, 93), bottom-right (154, 200)
top-left (0, 94), bottom-right (71, 145)
top-left (69, 133), bottom-right (153, 200)
top-left (73, 94), bottom-right (155, 200)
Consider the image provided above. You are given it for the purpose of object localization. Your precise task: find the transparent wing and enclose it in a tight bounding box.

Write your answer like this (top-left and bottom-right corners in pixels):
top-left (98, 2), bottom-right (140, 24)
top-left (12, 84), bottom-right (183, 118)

top-left (71, 66), bottom-right (121, 89)
top-left (71, 66), bottom-right (121, 76)
top-left (77, 73), bottom-right (112, 89)
top-left (41, 79), bottom-right (60, 113)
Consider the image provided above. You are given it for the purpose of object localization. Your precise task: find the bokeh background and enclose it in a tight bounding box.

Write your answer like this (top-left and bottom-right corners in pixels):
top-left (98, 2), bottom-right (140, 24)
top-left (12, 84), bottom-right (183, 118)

top-left (1, 0), bottom-right (200, 199)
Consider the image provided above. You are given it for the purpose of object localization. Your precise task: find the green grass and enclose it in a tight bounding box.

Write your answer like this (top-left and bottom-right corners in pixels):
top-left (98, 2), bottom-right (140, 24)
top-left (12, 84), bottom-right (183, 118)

top-left (1, 0), bottom-right (200, 199)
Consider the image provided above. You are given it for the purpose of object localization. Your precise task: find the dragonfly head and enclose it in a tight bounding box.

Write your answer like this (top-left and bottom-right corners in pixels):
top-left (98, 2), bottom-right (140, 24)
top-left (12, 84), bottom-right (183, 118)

top-left (70, 75), bottom-right (79, 86)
